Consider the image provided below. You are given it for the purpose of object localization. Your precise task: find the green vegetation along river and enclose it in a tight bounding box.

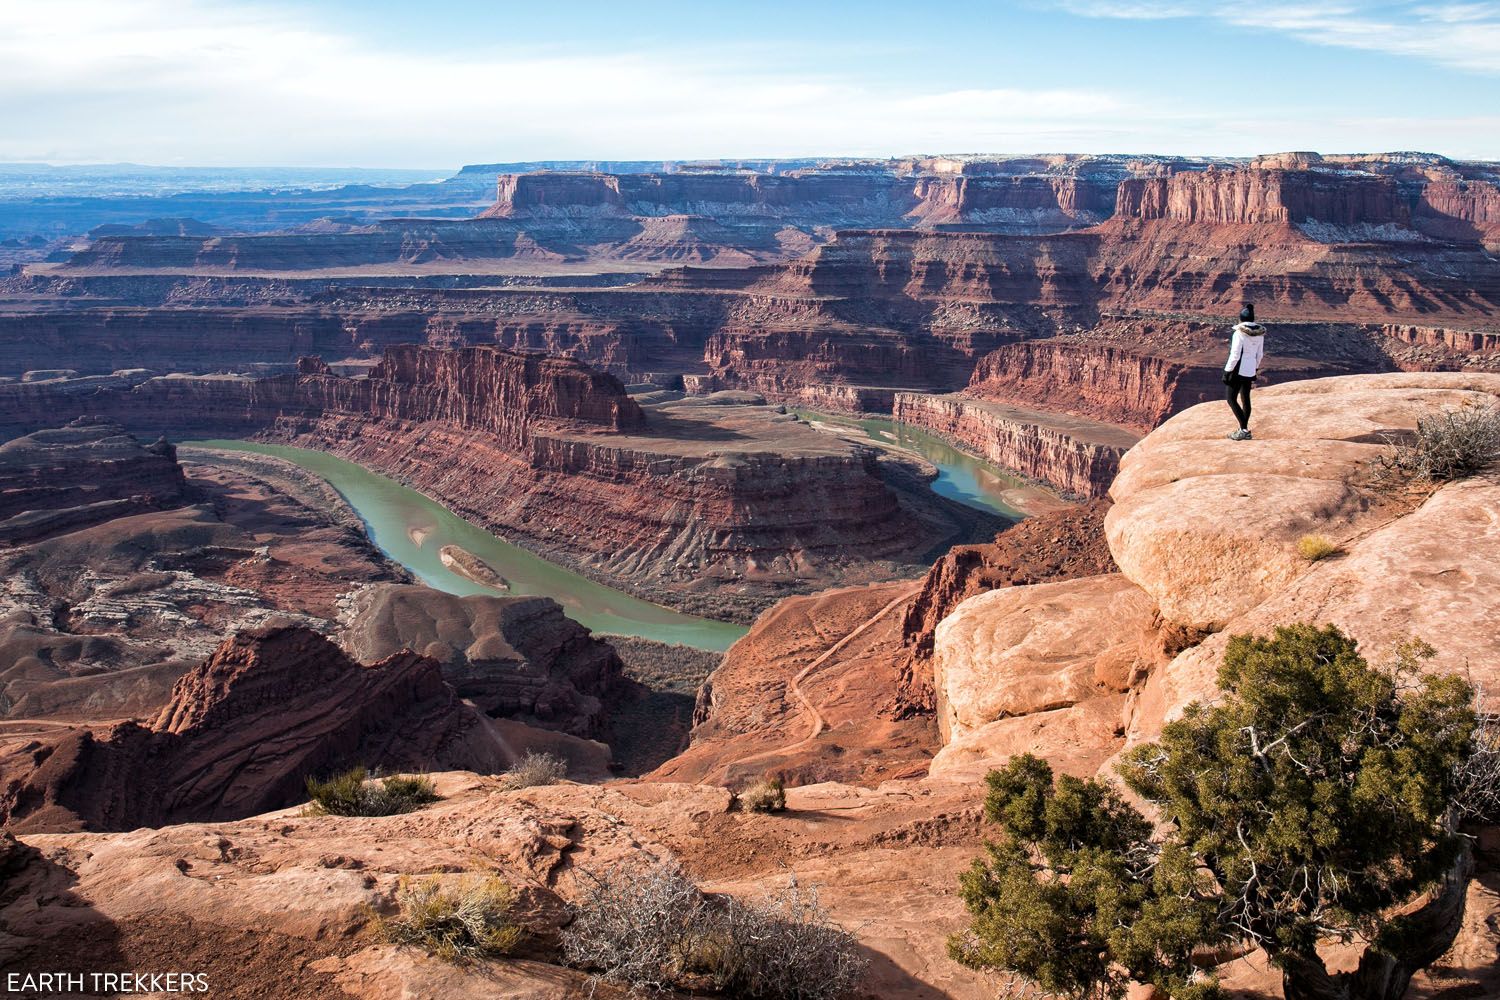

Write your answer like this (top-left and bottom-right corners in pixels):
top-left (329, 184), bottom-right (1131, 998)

top-left (190, 440), bottom-right (749, 652)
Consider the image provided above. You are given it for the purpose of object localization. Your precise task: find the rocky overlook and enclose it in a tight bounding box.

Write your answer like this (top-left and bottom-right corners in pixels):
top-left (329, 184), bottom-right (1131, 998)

top-left (929, 372), bottom-right (1500, 782)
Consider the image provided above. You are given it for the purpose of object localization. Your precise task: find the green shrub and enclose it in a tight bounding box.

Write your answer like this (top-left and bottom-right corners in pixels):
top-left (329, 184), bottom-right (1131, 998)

top-left (1295, 533), bottom-right (1340, 561)
top-left (378, 874), bottom-right (522, 963)
top-left (500, 750), bottom-right (568, 791)
top-left (737, 776), bottom-right (787, 813)
top-left (304, 767), bottom-right (439, 817)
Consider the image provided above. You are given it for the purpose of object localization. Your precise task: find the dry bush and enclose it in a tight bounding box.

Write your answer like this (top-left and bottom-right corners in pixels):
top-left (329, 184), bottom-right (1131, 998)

top-left (561, 860), bottom-right (866, 998)
top-left (1380, 402), bottom-right (1500, 482)
top-left (1295, 534), bottom-right (1340, 562)
top-left (500, 750), bottom-right (568, 790)
top-left (377, 874), bottom-right (522, 963)
top-left (560, 860), bottom-right (708, 993)
top-left (1455, 691), bottom-right (1500, 825)
top-left (304, 767), bottom-right (438, 817)
top-left (737, 776), bottom-right (787, 813)
top-left (714, 879), bottom-right (868, 999)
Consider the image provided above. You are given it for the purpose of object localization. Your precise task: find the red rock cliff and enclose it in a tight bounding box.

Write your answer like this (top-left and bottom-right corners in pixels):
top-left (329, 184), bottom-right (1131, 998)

top-left (1115, 167), bottom-right (1407, 226)
top-left (891, 391), bottom-right (1138, 498)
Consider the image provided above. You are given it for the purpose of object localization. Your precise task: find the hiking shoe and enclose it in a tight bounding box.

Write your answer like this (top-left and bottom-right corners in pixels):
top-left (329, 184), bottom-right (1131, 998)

top-left (1226, 429), bottom-right (1249, 441)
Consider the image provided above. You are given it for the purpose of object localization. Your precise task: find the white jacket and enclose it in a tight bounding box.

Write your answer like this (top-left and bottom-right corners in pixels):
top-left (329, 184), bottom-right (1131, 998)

top-left (1225, 322), bottom-right (1266, 377)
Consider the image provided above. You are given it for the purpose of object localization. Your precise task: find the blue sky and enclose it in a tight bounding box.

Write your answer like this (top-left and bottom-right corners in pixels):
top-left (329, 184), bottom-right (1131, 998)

top-left (1, 1), bottom-right (1497, 166)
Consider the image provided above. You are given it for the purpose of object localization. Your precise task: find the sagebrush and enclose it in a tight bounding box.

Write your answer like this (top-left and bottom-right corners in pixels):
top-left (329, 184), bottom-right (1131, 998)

top-left (1380, 402), bottom-right (1500, 481)
top-left (304, 767), bottom-right (439, 817)
top-left (561, 860), bottom-right (865, 998)
top-left (377, 874), bottom-right (522, 962)
top-left (500, 750), bottom-right (568, 790)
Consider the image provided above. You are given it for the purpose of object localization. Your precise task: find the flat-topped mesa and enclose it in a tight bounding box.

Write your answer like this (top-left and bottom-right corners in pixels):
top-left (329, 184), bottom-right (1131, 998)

top-left (487, 166), bottom-right (1121, 226)
top-left (1115, 166), bottom-right (1408, 227)
top-left (489, 172), bottom-right (627, 214)
top-left (0, 417), bottom-right (190, 543)
top-left (0, 344), bottom-right (645, 444)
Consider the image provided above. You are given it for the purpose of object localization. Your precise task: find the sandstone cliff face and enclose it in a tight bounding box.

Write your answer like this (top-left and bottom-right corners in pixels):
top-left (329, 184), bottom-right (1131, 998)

top-left (1116, 167), bottom-right (1408, 226)
top-left (293, 344), bottom-right (646, 440)
top-left (892, 391), bottom-right (1137, 497)
top-left (895, 498), bottom-right (1115, 713)
top-left (0, 344), bottom-right (643, 441)
top-left (963, 338), bottom-right (1226, 431)
top-left (1415, 178), bottom-right (1500, 246)
top-left (0, 626), bottom-right (511, 833)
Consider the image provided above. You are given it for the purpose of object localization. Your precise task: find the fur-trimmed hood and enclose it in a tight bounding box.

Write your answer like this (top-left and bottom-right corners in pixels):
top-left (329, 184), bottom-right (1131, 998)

top-left (1234, 322), bottom-right (1266, 336)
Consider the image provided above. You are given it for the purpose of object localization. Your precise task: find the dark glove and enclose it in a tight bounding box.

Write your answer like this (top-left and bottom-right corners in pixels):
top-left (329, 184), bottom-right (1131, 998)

top-left (1222, 370), bottom-right (1234, 385)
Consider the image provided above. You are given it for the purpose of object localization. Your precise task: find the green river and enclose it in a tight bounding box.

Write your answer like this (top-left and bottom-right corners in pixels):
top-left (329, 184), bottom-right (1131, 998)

top-left (190, 419), bottom-right (1038, 653)
top-left (190, 440), bottom-right (749, 652)
top-left (792, 411), bottom-right (1034, 521)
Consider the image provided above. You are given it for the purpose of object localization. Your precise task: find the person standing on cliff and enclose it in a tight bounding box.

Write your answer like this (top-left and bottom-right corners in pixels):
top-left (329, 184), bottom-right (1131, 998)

top-left (1223, 304), bottom-right (1266, 440)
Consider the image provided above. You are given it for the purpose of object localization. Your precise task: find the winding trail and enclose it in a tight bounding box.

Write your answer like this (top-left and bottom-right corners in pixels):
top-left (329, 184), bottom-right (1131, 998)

top-left (735, 585), bottom-right (921, 770)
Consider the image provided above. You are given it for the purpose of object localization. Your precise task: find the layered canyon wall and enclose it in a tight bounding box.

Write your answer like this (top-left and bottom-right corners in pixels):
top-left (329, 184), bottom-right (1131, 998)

top-left (8, 153), bottom-right (1500, 521)
top-left (0, 348), bottom-right (945, 618)
top-left (891, 392), bottom-right (1137, 498)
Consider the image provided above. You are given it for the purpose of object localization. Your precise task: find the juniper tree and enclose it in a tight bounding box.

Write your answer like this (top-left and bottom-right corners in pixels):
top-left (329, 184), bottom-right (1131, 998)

top-left (952, 624), bottom-right (1478, 1000)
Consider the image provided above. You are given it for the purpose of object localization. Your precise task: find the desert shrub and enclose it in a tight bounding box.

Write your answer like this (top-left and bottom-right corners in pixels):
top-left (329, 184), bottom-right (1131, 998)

top-left (737, 776), bottom-right (786, 813)
top-left (561, 860), bottom-right (709, 992)
top-left (378, 874), bottom-right (522, 962)
top-left (562, 860), bottom-right (865, 998)
top-left (713, 880), bottom-right (867, 999)
top-left (500, 750), bottom-right (568, 790)
top-left (1295, 533), bottom-right (1340, 562)
top-left (1380, 401), bottom-right (1500, 481)
top-left (304, 767), bottom-right (439, 817)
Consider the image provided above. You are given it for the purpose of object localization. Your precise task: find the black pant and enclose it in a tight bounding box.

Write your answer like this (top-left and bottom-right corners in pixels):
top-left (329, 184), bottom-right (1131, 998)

top-left (1226, 372), bottom-right (1254, 430)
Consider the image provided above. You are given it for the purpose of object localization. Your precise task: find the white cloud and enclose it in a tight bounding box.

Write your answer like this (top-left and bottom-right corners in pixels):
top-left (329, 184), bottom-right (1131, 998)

top-left (0, 0), bottom-right (1132, 166)
top-left (1056, 1), bottom-right (1500, 73)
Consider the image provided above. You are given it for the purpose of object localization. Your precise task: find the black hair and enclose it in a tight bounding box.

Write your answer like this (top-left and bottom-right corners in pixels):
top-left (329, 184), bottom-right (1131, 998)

top-left (1240, 303), bottom-right (1255, 323)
